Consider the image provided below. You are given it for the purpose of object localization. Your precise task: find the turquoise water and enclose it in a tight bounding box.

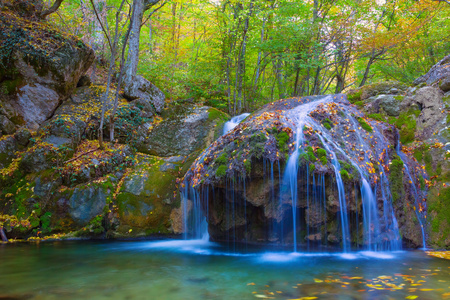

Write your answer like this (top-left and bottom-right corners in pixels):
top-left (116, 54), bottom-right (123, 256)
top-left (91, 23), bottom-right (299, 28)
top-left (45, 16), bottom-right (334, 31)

top-left (1, 239), bottom-right (449, 300)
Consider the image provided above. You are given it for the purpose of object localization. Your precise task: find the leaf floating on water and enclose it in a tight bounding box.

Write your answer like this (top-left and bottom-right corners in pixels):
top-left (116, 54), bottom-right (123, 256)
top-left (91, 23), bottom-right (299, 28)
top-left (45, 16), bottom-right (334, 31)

top-left (289, 298), bottom-right (318, 300)
top-left (405, 296), bottom-right (418, 299)
top-left (254, 295), bottom-right (274, 299)
top-left (314, 278), bottom-right (323, 283)
top-left (247, 282), bottom-right (256, 286)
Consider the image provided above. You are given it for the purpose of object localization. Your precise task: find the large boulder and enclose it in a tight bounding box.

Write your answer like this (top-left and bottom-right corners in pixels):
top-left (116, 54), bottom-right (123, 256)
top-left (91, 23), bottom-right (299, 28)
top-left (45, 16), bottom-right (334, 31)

top-left (402, 86), bottom-right (445, 140)
top-left (136, 104), bottom-right (228, 157)
top-left (123, 75), bottom-right (166, 113)
top-left (113, 154), bottom-right (189, 236)
top-left (414, 54), bottom-right (450, 92)
top-left (0, 9), bottom-right (94, 130)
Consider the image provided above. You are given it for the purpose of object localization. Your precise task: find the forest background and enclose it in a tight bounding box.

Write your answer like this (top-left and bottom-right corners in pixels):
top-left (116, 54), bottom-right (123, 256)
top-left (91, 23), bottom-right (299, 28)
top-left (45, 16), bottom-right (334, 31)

top-left (41, 0), bottom-right (450, 115)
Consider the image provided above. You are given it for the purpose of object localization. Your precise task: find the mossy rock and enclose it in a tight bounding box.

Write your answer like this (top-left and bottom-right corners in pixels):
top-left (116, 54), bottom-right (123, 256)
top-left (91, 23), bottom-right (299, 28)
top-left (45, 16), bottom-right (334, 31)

top-left (137, 104), bottom-right (229, 157)
top-left (346, 81), bottom-right (407, 103)
top-left (114, 154), bottom-right (191, 235)
top-left (0, 9), bottom-right (94, 129)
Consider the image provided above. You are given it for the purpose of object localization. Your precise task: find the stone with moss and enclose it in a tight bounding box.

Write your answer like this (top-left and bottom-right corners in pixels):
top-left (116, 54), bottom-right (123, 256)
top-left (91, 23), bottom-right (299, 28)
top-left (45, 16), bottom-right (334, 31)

top-left (0, 8), bottom-right (94, 130)
top-left (136, 104), bottom-right (228, 157)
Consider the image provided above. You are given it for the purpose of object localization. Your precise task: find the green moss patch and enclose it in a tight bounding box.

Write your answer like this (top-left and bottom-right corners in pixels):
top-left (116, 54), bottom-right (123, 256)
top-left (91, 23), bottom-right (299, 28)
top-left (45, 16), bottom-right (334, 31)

top-left (357, 117), bottom-right (373, 133)
top-left (389, 155), bottom-right (404, 203)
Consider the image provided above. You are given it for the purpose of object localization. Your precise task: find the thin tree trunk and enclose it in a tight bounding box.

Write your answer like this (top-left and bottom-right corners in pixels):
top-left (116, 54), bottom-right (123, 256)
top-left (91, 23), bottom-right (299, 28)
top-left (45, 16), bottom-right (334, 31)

top-left (253, 16), bottom-right (265, 98)
top-left (359, 55), bottom-right (375, 87)
top-left (91, 0), bottom-right (126, 148)
top-left (237, 9), bottom-right (251, 113)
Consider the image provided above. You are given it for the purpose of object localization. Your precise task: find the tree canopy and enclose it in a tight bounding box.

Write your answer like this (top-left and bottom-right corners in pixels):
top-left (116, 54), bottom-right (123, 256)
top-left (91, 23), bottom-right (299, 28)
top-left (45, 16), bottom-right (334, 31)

top-left (45, 0), bottom-right (450, 114)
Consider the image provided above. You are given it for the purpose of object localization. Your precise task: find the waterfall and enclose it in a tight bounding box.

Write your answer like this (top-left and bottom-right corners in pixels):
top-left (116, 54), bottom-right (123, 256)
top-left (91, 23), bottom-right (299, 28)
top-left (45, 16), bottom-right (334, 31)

top-left (282, 96), bottom-right (333, 251)
top-left (182, 112), bottom-right (251, 240)
top-left (182, 94), bottom-right (416, 252)
top-left (281, 95), bottom-right (401, 252)
top-left (223, 113), bottom-right (250, 135)
top-left (396, 142), bottom-right (427, 248)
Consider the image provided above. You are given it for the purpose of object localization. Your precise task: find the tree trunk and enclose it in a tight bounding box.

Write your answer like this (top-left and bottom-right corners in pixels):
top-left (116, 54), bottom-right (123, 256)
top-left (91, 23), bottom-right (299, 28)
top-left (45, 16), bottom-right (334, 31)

top-left (253, 16), bottom-right (265, 98)
top-left (359, 55), bottom-right (375, 87)
top-left (124, 0), bottom-right (145, 86)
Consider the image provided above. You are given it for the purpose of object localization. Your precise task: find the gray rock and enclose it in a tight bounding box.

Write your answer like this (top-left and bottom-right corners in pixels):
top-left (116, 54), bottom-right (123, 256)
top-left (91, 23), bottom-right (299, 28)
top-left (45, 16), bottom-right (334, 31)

top-left (440, 77), bottom-right (450, 92)
top-left (136, 105), bottom-right (219, 157)
top-left (69, 186), bottom-right (107, 226)
top-left (159, 162), bottom-right (176, 172)
top-left (0, 136), bottom-right (18, 168)
top-left (130, 98), bottom-right (156, 118)
top-left (34, 176), bottom-right (62, 198)
top-left (379, 95), bottom-right (401, 116)
top-left (41, 114), bottom-right (86, 145)
top-left (0, 13), bottom-right (94, 130)
top-left (0, 115), bottom-right (15, 134)
top-left (414, 54), bottom-right (450, 89)
top-left (364, 94), bottom-right (400, 116)
top-left (14, 84), bottom-right (60, 130)
top-left (43, 135), bottom-right (72, 148)
top-left (165, 156), bottom-right (184, 163)
top-left (14, 127), bottom-right (31, 146)
top-left (123, 173), bottom-right (149, 196)
top-left (123, 75), bottom-right (165, 113)
top-left (390, 88), bottom-right (399, 94)
top-left (20, 147), bottom-right (54, 173)
top-left (407, 86), bottom-right (445, 140)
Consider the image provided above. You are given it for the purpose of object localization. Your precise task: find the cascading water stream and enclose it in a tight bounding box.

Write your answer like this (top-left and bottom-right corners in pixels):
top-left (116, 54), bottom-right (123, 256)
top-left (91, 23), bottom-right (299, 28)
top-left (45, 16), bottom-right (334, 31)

top-left (282, 95), bottom-right (402, 252)
top-left (182, 113), bottom-right (251, 240)
top-left (396, 142), bottom-right (427, 249)
top-left (282, 96), bottom-right (333, 252)
top-left (183, 94), bottom-right (413, 253)
top-left (223, 113), bottom-right (250, 135)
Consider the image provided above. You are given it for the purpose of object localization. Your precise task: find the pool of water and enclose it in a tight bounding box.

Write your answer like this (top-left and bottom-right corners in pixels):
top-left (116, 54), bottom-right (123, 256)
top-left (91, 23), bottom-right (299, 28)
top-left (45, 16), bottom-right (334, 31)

top-left (1, 239), bottom-right (449, 300)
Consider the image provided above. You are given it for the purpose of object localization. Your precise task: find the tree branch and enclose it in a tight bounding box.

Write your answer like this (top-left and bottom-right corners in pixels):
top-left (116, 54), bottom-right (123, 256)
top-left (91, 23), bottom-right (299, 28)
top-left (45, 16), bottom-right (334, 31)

top-left (89, 0), bottom-right (113, 52)
top-left (141, 2), bottom-right (166, 28)
top-left (40, 0), bottom-right (65, 19)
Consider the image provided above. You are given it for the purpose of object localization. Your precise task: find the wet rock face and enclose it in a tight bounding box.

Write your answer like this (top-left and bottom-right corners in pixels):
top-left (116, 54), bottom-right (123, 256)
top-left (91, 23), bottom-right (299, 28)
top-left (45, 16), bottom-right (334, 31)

top-left (183, 95), bottom-right (425, 248)
top-left (0, 9), bottom-right (94, 131)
